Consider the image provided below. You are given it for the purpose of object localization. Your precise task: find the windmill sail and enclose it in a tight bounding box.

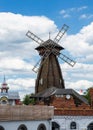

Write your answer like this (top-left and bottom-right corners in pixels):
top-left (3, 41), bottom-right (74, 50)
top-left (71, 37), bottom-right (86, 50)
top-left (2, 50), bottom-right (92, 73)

top-left (26, 31), bottom-right (44, 45)
top-left (54, 24), bottom-right (69, 44)
top-left (41, 24), bottom-right (69, 61)
top-left (54, 50), bottom-right (76, 67)
top-left (32, 51), bottom-right (51, 73)
top-left (26, 24), bottom-right (76, 73)
top-left (32, 59), bottom-right (41, 73)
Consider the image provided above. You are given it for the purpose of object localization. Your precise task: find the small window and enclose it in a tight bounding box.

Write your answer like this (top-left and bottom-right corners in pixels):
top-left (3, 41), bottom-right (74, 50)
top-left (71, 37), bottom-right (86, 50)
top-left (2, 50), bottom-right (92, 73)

top-left (70, 122), bottom-right (76, 129)
top-left (39, 78), bottom-right (43, 85)
top-left (0, 126), bottom-right (4, 130)
top-left (18, 124), bottom-right (27, 130)
top-left (37, 124), bottom-right (46, 130)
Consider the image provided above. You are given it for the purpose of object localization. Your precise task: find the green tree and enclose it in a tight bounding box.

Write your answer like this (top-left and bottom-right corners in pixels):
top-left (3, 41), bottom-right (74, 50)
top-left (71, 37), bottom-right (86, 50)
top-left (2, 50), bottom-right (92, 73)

top-left (23, 94), bottom-right (35, 105)
top-left (84, 88), bottom-right (91, 104)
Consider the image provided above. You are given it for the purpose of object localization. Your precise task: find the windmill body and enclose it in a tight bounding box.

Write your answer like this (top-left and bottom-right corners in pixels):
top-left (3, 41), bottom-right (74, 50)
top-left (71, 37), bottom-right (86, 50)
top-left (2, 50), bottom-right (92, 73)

top-left (35, 39), bottom-right (65, 93)
top-left (26, 24), bottom-right (76, 94)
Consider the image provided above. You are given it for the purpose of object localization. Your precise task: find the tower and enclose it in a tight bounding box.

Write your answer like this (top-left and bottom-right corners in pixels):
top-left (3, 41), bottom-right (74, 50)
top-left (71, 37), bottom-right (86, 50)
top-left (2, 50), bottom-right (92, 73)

top-left (35, 39), bottom-right (65, 93)
top-left (0, 76), bottom-right (20, 105)
top-left (0, 76), bottom-right (9, 93)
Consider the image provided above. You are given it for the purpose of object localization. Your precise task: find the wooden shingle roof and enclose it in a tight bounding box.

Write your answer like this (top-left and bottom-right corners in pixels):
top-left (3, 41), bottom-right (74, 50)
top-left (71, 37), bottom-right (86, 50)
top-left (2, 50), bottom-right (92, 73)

top-left (35, 39), bottom-right (64, 50)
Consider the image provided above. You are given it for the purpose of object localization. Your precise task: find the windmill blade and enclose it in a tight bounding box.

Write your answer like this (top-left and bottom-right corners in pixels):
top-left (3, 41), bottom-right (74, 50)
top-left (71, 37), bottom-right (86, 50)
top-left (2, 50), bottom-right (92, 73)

top-left (54, 24), bottom-right (69, 44)
top-left (26, 30), bottom-right (44, 45)
top-left (26, 31), bottom-right (56, 51)
top-left (52, 49), bottom-right (76, 67)
top-left (32, 58), bottom-right (42, 73)
top-left (58, 53), bottom-right (76, 67)
top-left (32, 51), bottom-right (51, 73)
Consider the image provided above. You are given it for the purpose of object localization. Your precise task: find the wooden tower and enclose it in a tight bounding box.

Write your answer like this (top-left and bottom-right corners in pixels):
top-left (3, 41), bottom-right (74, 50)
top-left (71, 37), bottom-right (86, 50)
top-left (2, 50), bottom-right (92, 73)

top-left (26, 24), bottom-right (76, 94)
top-left (35, 39), bottom-right (65, 93)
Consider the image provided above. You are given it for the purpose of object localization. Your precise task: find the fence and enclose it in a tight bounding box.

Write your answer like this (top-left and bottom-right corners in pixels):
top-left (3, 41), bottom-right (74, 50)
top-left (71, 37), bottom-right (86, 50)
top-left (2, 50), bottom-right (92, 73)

top-left (0, 105), bottom-right (54, 121)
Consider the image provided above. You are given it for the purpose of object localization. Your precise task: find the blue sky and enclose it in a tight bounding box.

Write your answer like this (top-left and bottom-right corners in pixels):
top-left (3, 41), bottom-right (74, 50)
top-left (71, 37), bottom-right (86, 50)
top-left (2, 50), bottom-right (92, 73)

top-left (0, 0), bottom-right (93, 99)
top-left (0, 0), bottom-right (93, 32)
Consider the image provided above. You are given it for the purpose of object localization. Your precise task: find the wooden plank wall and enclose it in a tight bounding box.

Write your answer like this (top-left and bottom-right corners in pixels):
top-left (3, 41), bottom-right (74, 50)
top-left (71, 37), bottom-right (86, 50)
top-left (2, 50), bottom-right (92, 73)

top-left (0, 105), bottom-right (54, 121)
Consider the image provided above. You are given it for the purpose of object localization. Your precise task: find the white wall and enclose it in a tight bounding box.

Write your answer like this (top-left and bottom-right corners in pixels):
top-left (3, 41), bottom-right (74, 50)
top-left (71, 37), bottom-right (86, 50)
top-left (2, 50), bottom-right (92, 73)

top-left (52, 116), bottom-right (93, 130)
top-left (1, 116), bottom-right (93, 130)
top-left (0, 120), bottom-right (50, 130)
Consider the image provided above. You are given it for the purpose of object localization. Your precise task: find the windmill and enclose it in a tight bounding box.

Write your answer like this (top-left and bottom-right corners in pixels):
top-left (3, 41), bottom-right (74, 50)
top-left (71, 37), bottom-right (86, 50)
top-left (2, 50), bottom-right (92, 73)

top-left (26, 24), bottom-right (76, 93)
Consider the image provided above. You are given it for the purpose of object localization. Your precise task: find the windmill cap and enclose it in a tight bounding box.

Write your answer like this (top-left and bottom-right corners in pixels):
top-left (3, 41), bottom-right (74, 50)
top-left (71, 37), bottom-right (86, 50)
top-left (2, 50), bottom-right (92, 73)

top-left (35, 39), bottom-right (64, 50)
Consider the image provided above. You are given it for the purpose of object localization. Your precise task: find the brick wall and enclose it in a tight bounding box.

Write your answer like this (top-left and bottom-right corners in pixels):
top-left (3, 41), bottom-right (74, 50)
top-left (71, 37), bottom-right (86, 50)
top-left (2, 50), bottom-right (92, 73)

top-left (50, 96), bottom-right (76, 108)
top-left (54, 108), bottom-right (93, 116)
top-left (89, 88), bottom-right (93, 108)
top-left (50, 95), bottom-right (90, 109)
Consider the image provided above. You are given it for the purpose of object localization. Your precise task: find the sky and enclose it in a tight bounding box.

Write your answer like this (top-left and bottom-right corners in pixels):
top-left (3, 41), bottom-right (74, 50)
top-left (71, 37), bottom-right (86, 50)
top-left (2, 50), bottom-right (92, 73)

top-left (0, 0), bottom-right (93, 99)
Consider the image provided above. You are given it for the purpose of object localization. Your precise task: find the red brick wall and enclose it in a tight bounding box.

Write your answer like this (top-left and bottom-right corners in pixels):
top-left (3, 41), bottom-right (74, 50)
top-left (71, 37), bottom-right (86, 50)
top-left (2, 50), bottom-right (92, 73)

top-left (89, 88), bottom-right (93, 108)
top-left (50, 96), bottom-right (76, 108)
top-left (50, 96), bottom-right (90, 109)
top-left (54, 109), bottom-right (93, 116)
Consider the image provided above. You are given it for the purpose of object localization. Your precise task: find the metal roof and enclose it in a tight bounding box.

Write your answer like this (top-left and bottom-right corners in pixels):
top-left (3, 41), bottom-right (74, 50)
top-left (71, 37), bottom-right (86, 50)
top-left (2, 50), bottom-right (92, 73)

top-left (32, 87), bottom-right (89, 105)
top-left (0, 91), bottom-right (20, 99)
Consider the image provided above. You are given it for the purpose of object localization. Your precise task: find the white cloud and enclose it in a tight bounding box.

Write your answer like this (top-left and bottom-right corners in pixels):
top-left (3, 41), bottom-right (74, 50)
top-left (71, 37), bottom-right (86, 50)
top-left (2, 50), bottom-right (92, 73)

top-left (80, 14), bottom-right (87, 19)
top-left (0, 12), bottom-right (58, 99)
top-left (80, 14), bottom-right (93, 19)
top-left (66, 80), bottom-right (93, 90)
top-left (61, 22), bottom-right (93, 63)
top-left (63, 14), bottom-right (71, 18)
top-left (8, 78), bottom-right (35, 90)
top-left (77, 6), bottom-right (88, 11)
top-left (61, 62), bottom-right (93, 82)
top-left (0, 12), bottom-right (57, 45)
top-left (0, 12), bottom-right (93, 100)
top-left (60, 10), bottom-right (66, 14)
top-left (0, 57), bottom-right (32, 70)
top-left (60, 6), bottom-right (88, 19)
top-left (7, 78), bottom-right (35, 100)
top-left (0, 12), bottom-right (57, 74)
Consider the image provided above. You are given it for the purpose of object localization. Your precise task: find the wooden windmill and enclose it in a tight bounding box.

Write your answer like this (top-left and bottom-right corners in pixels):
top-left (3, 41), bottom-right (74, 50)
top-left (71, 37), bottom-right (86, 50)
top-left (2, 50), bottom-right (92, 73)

top-left (26, 24), bottom-right (76, 94)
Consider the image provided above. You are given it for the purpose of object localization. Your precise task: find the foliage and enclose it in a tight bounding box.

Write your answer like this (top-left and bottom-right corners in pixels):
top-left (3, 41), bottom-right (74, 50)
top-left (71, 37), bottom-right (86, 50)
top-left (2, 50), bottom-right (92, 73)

top-left (84, 88), bottom-right (91, 104)
top-left (22, 94), bottom-right (35, 105)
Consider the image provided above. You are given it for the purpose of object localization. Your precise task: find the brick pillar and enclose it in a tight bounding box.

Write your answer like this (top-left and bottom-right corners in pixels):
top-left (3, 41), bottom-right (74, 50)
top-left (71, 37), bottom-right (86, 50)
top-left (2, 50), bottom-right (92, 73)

top-left (89, 88), bottom-right (93, 108)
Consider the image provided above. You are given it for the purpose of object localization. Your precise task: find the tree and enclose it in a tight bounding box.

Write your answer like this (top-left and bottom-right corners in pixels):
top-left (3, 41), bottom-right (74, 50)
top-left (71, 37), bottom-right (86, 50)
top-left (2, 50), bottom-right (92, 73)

top-left (84, 88), bottom-right (91, 104)
top-left (23, 94), bottom-right (35, 105)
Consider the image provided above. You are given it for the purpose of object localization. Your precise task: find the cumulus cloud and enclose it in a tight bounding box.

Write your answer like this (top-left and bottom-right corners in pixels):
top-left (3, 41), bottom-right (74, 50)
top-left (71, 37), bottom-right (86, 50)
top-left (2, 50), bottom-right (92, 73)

top-left (60, 27), bottom-right (93, 90)
top-left (0, 12), bottom-right (59, 99)
top-left (0, 12), bottom-right (57, 43)
top-left (66, 80), bottom-right (93, 90)
top-left (0, 12), bottom-right (57, 73)
top-left (7, 78), bottom-right (35, 100)
top-left (0, 12), bottom-right (93, 99)
top-left (61, 22), bottom-right (93, 63)
top-left (0, 57), bottom-right (33, 71)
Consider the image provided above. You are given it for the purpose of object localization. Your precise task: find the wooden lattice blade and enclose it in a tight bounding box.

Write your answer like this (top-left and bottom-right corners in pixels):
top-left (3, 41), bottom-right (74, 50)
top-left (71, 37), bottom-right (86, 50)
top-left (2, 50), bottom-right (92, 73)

top-left (58, 52), bottom-right (76, 67)
top-left (32, 58), bottom-right (41, 73)
top-left (54, 24), bottom-right (69, 44)
top-left (41, 24), bottom-right (69, 60)
top-left (26, 31), bottom-right (44, 45)
top-left (32, 51), bottom-right (52, 73)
